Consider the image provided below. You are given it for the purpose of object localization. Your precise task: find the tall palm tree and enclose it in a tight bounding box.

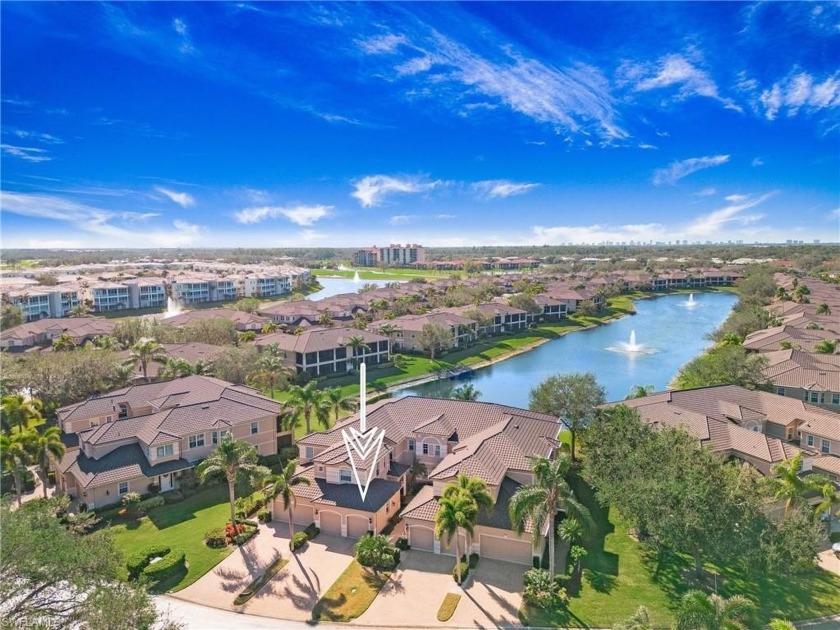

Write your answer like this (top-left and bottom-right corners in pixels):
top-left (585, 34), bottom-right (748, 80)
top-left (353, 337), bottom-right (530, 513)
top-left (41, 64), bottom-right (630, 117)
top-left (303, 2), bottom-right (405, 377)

top-left (160, 358), bottom-right (193, 379)
top-left (509, 454), bottom-right (592, 576)
top-left (675, 590), bottom-right (756, 630)
top-left (368, 299), bottom-right (389, 320)
top-left (196, 434), bottom-right (266, 526)
top-left (814, 481), bottom-right (840, 533)
top-left (435, 491), bottom-right (477, 584)
top-left (344, 336), bottom-right (371, 370)
top-left (1, 394), bottom-right (43, 434)
top-left (250, 353), bottom-right (288, 398)
top-left (451, 384), bottom-right (481, 401)
top-left (276, 406), bottom-right (302, 445)
top-left (442, 473), bottom-right (493, 555)
top-left (127, 337), bottom-right (168, 381)
top-left (28, 426), bottom-right (66, 498)
top-left (263, 458), bottom-right (310, 542)
top-left (1, 432), bottom-right (34, 506)
top-left (324, 387), bottom-right (357, 424)
top-left (766, 452), bottom-right (831, 517)
top-left (816, 303), bottom-right (832, 316)
top-left (286, 381), bottom-right (329, 435)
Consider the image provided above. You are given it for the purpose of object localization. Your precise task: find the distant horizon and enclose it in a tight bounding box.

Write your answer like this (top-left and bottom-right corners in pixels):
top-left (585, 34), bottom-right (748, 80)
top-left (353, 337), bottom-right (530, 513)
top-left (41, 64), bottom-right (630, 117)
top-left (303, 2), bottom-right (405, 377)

top-left (2, 2), bottom-right (838, 248)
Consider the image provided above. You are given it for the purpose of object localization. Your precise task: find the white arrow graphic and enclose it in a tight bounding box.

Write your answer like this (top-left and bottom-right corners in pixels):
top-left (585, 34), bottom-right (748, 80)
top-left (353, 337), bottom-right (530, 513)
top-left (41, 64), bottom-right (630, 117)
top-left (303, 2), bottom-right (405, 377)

top-left (341, 362), bottom-right (386, 502)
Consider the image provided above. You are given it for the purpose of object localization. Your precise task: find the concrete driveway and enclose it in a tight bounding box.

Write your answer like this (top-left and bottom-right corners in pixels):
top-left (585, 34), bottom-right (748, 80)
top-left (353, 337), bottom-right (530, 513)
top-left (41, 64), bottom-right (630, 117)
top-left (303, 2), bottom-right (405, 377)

top-left (355, 551), bottom-right (524, 629)
top-left (172, 521), bottom-right (355, 622)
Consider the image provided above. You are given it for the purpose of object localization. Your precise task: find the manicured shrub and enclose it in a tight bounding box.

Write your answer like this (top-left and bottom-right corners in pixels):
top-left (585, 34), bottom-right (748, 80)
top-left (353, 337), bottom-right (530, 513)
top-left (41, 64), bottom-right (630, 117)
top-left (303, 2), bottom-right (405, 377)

top-left (258, 454), bottom-right (282, 470)
top-left (279, 445), bottom-right (299, 461)
top-left (393, 548), bottom-right (401, 564)
top-left (147, 481), bottom-right (160, 495)
top-left (522, 568), bottom-right (569, 609)
top-left (142, 550), bottom-right (186, 582)
top-left (436, 593), bottom-right (461, 622)
top-left (161, 490), bottom-right (185, 504)
top-left (303, 523), bottom-right (320, 540)
top-left (127, 545), bottom-right (171, 579)
top-left (257, 509), bottom-right (271, 523)
top-left (205, 527), bottom-right (227, 548)
top-left (290, 531), bottom-right (308, 551)
top-left (469, 552), bottom-right (480, 569)
top-left (136, 495), bottom-right (165, 516)
top-left (452, 559), bottom-right (469, 584)
top-left (395, 536), bottom-right (410, 550)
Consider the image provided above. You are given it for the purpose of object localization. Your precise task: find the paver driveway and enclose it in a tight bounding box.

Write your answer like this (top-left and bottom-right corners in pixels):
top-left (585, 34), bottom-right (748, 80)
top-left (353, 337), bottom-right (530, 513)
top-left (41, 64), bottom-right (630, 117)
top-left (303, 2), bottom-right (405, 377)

top-left (355, 551), bottom-right (524, 628)
top-left (173, 521), bottom-right (355, 622)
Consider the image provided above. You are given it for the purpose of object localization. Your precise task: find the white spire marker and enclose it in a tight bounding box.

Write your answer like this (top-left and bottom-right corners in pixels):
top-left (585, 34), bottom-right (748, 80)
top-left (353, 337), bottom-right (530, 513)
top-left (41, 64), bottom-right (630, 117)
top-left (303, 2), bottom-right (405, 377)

top-left (341, 362), bottom-right (385, 502)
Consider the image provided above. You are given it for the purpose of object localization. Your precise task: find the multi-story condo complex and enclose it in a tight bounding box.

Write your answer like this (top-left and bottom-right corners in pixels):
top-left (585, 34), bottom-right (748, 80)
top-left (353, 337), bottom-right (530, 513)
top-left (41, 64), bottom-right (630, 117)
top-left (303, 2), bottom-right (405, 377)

top-left (353, 244), bottom-right (425, 267)
top-left (81, 282), bottom-right (131, 312)
top-left (169, 276), bottom-right (212, 304)
top-left (5, 287), bottom-right (54, 321)
top-left (124, 278), bottom-right (167, 309)
top-left (242, 273), bottom-right (292, 298)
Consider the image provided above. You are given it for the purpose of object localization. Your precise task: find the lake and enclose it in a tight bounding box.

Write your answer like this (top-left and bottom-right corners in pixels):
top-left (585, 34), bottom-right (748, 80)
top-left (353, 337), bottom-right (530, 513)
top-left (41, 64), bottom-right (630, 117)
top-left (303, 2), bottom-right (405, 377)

top-left (308, 276), bottom-right (393, 301)
top-left (395, 292), bottom-right (738, 405)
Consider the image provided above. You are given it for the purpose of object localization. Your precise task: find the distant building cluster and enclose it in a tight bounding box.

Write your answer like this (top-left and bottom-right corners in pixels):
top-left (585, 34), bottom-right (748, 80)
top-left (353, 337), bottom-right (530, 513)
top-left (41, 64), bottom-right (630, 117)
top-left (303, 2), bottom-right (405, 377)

top-left (352, 244), bottom-right (425, 267)
top-left (0, 262), bottom-right (311, 321)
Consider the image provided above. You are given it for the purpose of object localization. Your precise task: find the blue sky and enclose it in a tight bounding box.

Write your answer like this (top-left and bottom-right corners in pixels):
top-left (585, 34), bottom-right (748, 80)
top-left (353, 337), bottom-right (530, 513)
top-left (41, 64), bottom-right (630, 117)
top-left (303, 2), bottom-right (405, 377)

top-left (1, 2), bottom-right (838, 249)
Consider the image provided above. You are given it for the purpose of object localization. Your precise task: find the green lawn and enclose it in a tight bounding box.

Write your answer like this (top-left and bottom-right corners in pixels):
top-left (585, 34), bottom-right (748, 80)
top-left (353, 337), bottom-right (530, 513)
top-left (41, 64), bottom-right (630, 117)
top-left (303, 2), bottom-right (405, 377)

top-left (311, 559), bottom-right (392, 621)
top-left (109, 485), bottom-right (235, 592)
top-left (521, 474), bottom-right (840, 628)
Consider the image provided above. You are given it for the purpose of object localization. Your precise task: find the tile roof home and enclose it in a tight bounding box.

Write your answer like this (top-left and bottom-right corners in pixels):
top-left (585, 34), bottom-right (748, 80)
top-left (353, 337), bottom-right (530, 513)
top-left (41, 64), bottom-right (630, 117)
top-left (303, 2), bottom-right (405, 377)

top-left (287, 396), bottom-right (560, 564)
top-left (160, 307), bottom-right (271, 331)
top-left (53, 375), bottom-right (280, 508)
top-left (763, 350), bottom-right (840, 411)
top-left (0, 317), bottom-right (116, 351)
top-left (117, 342), bottom-right (225, 380)
top-left (743, 325), bottom-right (839, 353)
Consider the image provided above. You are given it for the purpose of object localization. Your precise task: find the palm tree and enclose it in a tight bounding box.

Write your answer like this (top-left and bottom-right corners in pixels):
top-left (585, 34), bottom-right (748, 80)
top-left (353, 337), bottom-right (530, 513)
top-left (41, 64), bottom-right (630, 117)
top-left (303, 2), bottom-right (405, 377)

top-left (767, 620), bottom-right (796, 630)
top-left (509, 454), bottom-right (593, 576)
top-left (324, 387), bottom-right (357, 424)
top-left (442, 473), bottom-right (493, 554)
top-left (1, 432), bottom-right (34, 506)
top-left (263, 459), bottom-right (310, 542)
top-left (250, 353), bottom-right (288, 398)
top-left (287, 381), bottom-right (329, 435)
top-left (261, 322), bottom-right (279, 334)
top-left (160, 358), bottom-right (193, 379)
top-left (435, 491), bottom-right (477, 584)
top-left (718, 333), bottom-right (744, 347)
top-left (675, 590), bottom-right (756, 630)
top-left (344, 335), bottom-right (371, 370)
top-left (816, 303), bottom-right (832, 316)
top-left (557, 516), bottom-right (585, 546)
top-left (127, 337), bottom-right (168, 381)
top-left (613, 606), bottom-right (652, 630)
top-left (196, 434), bottom-right (266, 526)
top-left (814, 481), bottom-right (840, 533)
top-left (192, 359), bottom-right (215, 376)
top-left (368, 299), bottom-right (389, 320)
top-left (410, 457), bottom-right (427, 481)
top-left (52, 333), bottom-right (77, 352)
top-left (276, 406), bottom-right (301, 445)
top-left (91, 335), bottom-right (123, 351)
top-left (451, 384), bottom-right (481, 401)
top-left (766, 452), bottom-right (831, 516)
top-left (317, 311), bottom-right (334, 327)
top-left (68, 303), bottom-right (92, 317)
top-left (625, 384), bottom-right (654, 399)
top-left (28, 427), bottom-right (66, 499)
top-left (1, 394), bottom-right (43, 434)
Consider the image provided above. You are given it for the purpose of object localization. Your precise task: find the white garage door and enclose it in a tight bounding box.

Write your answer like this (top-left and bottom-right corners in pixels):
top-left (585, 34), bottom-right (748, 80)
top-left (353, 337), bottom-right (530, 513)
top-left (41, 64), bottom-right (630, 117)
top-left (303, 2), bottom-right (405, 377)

top-left (319, 511), bottom-right (342, 536)
top-left (347, 515), bottom-right (370, 538)
top-left (293, 505), bottom-right (314, 526)
top-left (480, 534), bottom-right (532, 565)
top-left (409, 525), bottom-right (434, 551)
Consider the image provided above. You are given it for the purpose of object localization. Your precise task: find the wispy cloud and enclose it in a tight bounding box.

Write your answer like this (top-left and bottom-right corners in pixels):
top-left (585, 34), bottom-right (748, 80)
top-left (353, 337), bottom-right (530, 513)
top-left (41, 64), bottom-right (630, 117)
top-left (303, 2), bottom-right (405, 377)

top-left (638, 143), bottom-right (658, 150)
top-left (437, 214), bottom-right (456, 220)
top-left (652, 154), bottom-right (730, 186)
top-left (758, 71), bottom-right (840, 120)
top-left (684, 192), bottom-right (775, 238)
top-left (352, 174), bottom-right (441, 207)
top-left (154, 186), bottom-right (195, 208)
top-left (389, 214), bottom-right (418, 225)
top-left (472, 180), bottom-right (540, 199)
top-left (533, 223), bottom-right (665, 244)
top-left (234, 204), bottom-right (333, 225)
top-left (751, 157), bottom-right (764, 167)
top-left (1, 144), bottom-right (52, 163)
top-left (696, 187), bottom-right (717, 197)
top-left (0, 191), bottom-right (204, 246)
top-left (4, 128), bottom-right (63, 144)
top-left (621, 53), bottom-right (740, 111)
top-left (359, 25), bottom-right (627, 141)
top-left (172, 18), bottom-right (196, 55)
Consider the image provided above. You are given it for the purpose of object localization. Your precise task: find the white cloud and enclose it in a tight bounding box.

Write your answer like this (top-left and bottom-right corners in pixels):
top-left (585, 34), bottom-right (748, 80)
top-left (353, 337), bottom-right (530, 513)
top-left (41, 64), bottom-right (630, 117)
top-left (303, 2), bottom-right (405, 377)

top-left (172, 18), bottom-right (187, 36)
top-left (437, 214), bottom-right (456, 220)
top-left (172, 17), bottom-right (195, 55)
top-left (751, 157), bottom-right (764, 167)
top-left (1, 144), bottom-right (51, 162)
top-left (362, 27), bottom-right (626, 141)
top-left (154, 186), bottom-right (196, 208)
top-left (623, 53), bottom-right (740, 111)
top-left (234, 204), bottom-right (333, 225)
top-left (759, 72), bottom-right (840, 120)
top-left (696, 187), bottom-right (717, 197)
top-left (533, 223), bottom-right (666, 244)
top-left (472, 180), bottom-right (540, 199)
top-left (389, 214), bottom-right (417, 225)
top-left (0, 191), bottom-right (204, 246)
top-left (652, 154), bottom-right (730, 186)
top-left (638, 143), bottom-right (658, 150)
top-left (351, 174), bottom-right (440, 207)
top-left (7, 129), bottom-right (63, 144)
top-left (684, 192), bottom-right (775, 238)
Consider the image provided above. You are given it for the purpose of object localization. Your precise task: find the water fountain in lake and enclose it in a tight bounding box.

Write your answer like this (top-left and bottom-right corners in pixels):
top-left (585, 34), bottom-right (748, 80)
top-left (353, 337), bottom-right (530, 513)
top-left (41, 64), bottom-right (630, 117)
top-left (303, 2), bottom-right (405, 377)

top-left (353, 271), bottom-right (361, 283)
top-left (607, 329), bottom-right (658, 355)
top-left (164, 297), bottom-right (184, 318)
top-left (683, 293), bottom-right (698, 308)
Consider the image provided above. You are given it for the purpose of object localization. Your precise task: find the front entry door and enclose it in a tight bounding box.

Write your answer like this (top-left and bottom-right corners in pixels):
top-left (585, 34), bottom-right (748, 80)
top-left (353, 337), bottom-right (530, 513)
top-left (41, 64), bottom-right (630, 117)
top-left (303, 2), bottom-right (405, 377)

top-left (160, 474), bottom-right (173, 491)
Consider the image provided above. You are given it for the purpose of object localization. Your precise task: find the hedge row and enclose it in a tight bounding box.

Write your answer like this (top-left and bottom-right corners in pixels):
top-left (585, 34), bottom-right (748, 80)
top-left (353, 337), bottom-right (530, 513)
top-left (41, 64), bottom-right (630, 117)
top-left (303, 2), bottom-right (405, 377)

top-left (127, 545), bottom-right (171, 579)
top-left (143, 550), bottom-right (186, 582)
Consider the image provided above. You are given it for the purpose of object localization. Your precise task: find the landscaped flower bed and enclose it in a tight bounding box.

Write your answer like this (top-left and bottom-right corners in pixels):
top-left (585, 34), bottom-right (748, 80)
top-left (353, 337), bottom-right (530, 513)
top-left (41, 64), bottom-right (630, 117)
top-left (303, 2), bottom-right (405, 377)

top-left (204, 520), bottom-right (258, 548)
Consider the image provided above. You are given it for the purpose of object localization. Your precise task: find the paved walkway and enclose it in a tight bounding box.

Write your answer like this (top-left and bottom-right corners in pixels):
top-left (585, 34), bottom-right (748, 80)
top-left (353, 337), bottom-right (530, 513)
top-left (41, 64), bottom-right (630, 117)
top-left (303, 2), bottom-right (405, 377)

top-left (172, 521), bottom-right (355, 622)
top-left (816, 548), bottom-right (840, 577)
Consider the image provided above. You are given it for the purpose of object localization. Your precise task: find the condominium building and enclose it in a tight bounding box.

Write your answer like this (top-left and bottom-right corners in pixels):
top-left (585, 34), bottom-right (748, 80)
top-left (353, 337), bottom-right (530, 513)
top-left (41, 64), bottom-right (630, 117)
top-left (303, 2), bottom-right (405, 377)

top-left (81, 282), bottom-right (131, 312)
top-left (353, 244), bottom-right (425, 267)
top-left (124, 279), bottom-right (167, 309)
